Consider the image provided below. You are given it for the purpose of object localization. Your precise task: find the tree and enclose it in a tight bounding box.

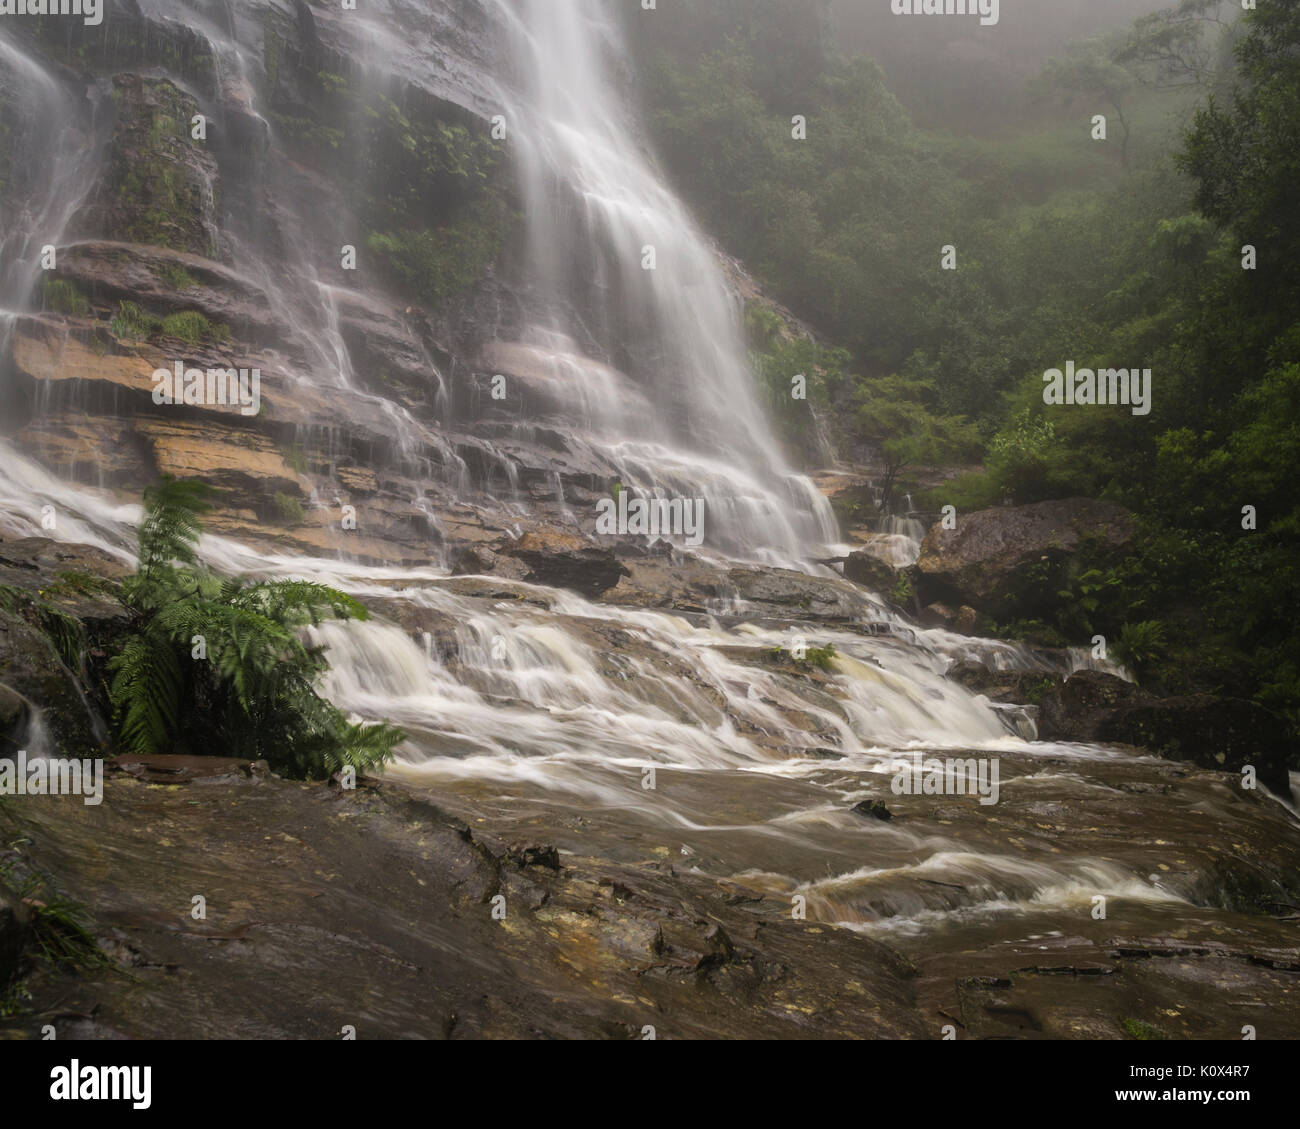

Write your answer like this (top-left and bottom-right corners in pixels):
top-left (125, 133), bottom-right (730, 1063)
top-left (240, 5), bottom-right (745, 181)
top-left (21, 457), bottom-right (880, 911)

top-left (854, 375), bottom-right (979, 511)
top-left (109, 477), bottom-right (402, 779)
top-left (1117, 0), bottom-right (1238, 91)
top-left (1033, 34), bottom-right (1139, 167)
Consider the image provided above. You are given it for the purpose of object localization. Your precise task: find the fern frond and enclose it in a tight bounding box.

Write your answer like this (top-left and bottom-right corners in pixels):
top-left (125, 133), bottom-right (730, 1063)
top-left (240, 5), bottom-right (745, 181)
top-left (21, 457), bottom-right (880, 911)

top-left (229, 580), bottom-right (370, 628)
top-left (107, 631), bottom-right (184, 755)
top-left (136, 476), bottom-right (214, 584)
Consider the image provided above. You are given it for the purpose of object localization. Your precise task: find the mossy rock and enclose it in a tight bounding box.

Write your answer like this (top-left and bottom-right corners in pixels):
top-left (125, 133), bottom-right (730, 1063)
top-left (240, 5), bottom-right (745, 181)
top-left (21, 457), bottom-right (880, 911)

top-left (93, 75), bottom-right (221, 257)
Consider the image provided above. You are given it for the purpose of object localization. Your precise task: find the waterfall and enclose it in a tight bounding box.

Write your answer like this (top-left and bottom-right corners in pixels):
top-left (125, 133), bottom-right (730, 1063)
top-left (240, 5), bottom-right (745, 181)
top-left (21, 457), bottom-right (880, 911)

top-left (0, 4), bottom-right (1288, 958)
top-left (490, 0), bottom-right (840, 562)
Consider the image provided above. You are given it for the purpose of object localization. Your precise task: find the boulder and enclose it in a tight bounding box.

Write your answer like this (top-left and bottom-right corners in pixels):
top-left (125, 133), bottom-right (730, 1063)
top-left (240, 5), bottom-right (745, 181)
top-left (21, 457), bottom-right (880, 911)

top-left (0, 881), bottom-right (32, 990)
top-left (948, 661), bottom-right (1062, 704)
top-left (725, 567), bottom-right (863, 620)
top-left (843, 548), bottom-right (899, 594)
top-left (916, 498), bottom-right (1135, 616)
top-left (496, 532), bottom-right (630, 599)
top-left (0, 608), bottom-right (104, 759)
top-left (851, 799), bottom-right (893, 822)
top-left (1039, 671), bottom-right (1293, 794)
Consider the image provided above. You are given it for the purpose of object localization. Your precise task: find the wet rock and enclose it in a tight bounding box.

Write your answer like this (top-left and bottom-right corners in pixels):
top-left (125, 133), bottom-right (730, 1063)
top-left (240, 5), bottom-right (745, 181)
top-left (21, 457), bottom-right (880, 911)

top-left (851, 799), bottom-right (894, 821)
top-left (510, 844), bottom-right (562, 871)
top-left (56, 241), bottom-right (281, 342)
top-left (0, 881), bottom-right (32, 990)
top-left (136, 418), bottom-right (308, 499)
top-left (919, 602), bottom-right (956, 628)
top-left (948, 661), bottom-right (1061, 704)
top-left (0, 682), bottom-right (31, 754)
top-left (725, 567), bottom-right (863, 620)
top-left (916, 498), bottom-right (1135, 616)
top-left (1040, 671), bottom-right (1292, 794)
top-left (6, 772), bottom-right (928, 1040)
top-left (497, 532), bottom-right (630, 599)
top-left (107, 753), bottom-right (261, 784)
top-left (952, 606), bottom-right (990, 634)
top-left (86, 75), bottom-right (222, 258)
top-left (0, 608), bottom-right (103, 759)
top-left (842, 549), bottom-right (899, 594)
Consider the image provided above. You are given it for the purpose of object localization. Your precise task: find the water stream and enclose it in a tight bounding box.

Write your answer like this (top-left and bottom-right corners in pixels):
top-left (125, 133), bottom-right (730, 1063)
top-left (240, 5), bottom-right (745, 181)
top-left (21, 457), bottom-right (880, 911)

top-left (1, 3), bottom-right (1297, 1025)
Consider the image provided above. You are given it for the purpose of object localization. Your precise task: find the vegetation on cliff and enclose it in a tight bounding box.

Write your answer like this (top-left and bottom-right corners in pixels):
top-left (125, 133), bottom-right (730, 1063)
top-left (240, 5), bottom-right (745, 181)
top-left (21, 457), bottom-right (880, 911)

top-left (634, 1), bottom-right (1300, 726)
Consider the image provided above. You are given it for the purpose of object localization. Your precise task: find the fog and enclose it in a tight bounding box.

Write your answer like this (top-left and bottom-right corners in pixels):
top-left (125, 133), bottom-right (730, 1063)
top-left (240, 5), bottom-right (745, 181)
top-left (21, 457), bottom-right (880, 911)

top-left (829, 0), bottom-right (1175, 131)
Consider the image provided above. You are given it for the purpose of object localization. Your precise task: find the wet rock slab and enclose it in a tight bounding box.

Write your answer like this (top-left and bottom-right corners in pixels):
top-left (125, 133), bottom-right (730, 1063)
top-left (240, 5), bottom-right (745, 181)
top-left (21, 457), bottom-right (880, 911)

top-left (0, 773), bottom-right (926, 1040)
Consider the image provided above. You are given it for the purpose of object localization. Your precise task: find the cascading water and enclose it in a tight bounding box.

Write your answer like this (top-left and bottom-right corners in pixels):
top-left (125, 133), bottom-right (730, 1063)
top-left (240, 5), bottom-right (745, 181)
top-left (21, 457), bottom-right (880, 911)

top-left (488, 0), bottom-right (840, 562)
top-left (0, 3), bottom-right (1296, 1025)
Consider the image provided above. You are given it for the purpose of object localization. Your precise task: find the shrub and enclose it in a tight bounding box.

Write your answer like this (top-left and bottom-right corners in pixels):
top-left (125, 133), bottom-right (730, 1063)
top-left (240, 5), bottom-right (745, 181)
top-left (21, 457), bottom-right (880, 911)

top-left (109, 477), bottom-right (402, 779)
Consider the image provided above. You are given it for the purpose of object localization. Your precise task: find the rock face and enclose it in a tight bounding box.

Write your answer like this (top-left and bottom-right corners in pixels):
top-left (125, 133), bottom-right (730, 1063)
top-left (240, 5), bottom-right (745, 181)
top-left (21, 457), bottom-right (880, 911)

top-left (1040, 671), bottom-right (1293, 794)
top-left (916, 498), bottom-right (1135, 616)
top-left (948, 660), bottom-right (1061, 705)
top-left (89, 75), bottom-right (222, 257)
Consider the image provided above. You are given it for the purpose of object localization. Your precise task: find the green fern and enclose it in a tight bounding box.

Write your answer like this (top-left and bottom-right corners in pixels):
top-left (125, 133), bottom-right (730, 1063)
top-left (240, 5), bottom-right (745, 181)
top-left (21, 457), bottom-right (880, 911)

top-left (132, 475), bottom-right (213, 589)
top-left (108, 479), bottom-right (401, 778)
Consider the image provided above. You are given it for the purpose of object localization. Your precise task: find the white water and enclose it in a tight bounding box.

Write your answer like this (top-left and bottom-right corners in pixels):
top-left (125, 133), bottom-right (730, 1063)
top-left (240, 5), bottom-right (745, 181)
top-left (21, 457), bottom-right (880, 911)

top-left (2, 6), bottom-right (1290, 945)
top-left (489, 0), bottom-right (839, 562)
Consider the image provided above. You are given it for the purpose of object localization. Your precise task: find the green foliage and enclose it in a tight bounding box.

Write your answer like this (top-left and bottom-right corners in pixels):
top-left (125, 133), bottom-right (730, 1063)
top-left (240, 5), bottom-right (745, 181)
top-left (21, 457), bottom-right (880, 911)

top-left (158, 261), bottom-right (198, 290)
top-left (855, 374), bottom-right (980, 504)
top-left (160, 309), bottom-right (229, 344)
top-left (1113, 621), bottom-right (1170, 681)
top-left (40, 278), bottom-right (90, 316)
top-left (890, 572), bottom-right (913, 608)
top-left (281, 445), bottom-right (309, 474)
top-left (366, 194), bottom-right (511, 308)
top-left (769, 643), bottom-right (836, 671)
top-left (271, 492), bottom-right (307, 524)
top-left (746, 305), bottom-right (846, 459)
top-left (1122, 1017), bottom-right (1171, 1041)
top-left (1032, 33), bottom-right (1139, 165)
top-left (804, 644), bottom-right (837, 671)
top-left (1053, 567), bottom-right (1124, 639)
top-left (22, 888), bottom-right (111, 971)
top-left (109, 477), bottom-right (402, 779)
top-left (110, 300), bottom-right (162, 340)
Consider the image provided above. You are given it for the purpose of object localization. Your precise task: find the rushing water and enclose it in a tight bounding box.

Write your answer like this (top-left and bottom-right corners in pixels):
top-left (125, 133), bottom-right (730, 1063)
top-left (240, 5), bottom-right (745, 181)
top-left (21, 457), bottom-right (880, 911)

top-left (487, 0), bottom-right (839, 562)
top-left (1, 3), bottom-right (1298, 1019)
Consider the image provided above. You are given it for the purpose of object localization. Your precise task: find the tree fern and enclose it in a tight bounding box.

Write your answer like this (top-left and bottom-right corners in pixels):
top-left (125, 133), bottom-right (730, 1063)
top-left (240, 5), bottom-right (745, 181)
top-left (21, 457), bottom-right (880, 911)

top-left (132, 476), bottom-right (213, 591)
top-left (108, 480), bottom-right (402, 777)
top-left (108, 629), bottom-right (184, 756)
